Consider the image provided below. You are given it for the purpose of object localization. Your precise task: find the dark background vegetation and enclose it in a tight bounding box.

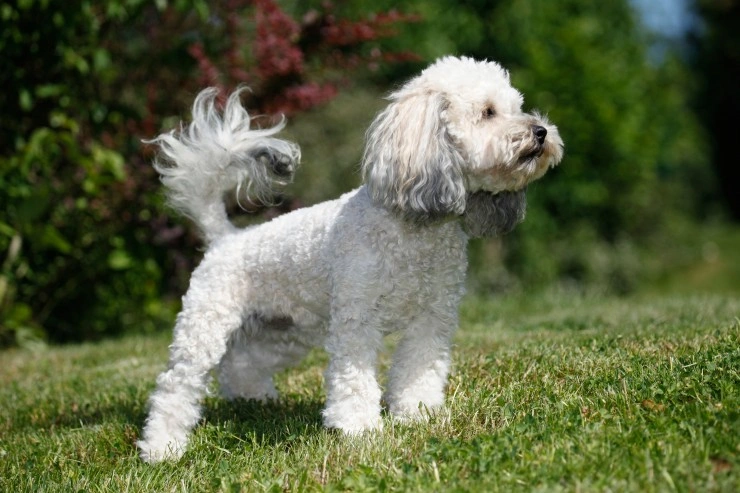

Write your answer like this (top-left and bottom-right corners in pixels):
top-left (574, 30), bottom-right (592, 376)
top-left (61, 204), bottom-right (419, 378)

top-left (1, 0), bottom-right (738, 346)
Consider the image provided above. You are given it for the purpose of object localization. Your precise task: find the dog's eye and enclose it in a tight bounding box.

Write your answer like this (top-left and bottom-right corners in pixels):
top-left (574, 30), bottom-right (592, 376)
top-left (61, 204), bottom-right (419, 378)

top-left (483, 106), bottom-right (496, 119)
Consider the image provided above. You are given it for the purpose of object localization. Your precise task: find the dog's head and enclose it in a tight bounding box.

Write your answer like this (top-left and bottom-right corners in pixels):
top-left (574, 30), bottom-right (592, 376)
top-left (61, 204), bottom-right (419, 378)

top-left (362, 56), bottom-right (563, 237)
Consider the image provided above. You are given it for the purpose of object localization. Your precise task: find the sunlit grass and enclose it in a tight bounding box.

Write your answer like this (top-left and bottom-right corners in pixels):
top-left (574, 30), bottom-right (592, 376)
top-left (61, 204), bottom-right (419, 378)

top-left (1, 292), bottom-right (738, 491)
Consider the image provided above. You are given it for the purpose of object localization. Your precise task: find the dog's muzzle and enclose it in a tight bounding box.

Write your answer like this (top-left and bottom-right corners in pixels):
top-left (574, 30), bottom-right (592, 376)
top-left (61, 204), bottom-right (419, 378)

top-left (532, 125), bottom-right (547, 145)
top-left (518, 125), bottom-right (548, 162)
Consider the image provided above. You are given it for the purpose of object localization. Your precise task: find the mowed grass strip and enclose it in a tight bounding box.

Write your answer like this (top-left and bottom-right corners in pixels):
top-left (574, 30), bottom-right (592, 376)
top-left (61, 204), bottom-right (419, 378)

top-left (1, 292), bottom-right (737, 492)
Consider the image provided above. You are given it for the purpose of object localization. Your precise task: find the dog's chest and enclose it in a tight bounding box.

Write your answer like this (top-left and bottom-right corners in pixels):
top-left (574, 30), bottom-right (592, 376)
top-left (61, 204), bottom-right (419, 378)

top-left (369, 223), bottom-right (467, 309)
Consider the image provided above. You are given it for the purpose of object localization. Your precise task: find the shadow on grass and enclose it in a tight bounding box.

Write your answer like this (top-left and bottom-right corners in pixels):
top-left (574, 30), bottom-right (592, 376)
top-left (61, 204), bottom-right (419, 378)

top-left (10, 387), bottom-right (325, 453)
top-left (8, 396), bottom-right (326, 466)
top-left (8, 394), bottom-right (150, 434)
top-left (200, 396), bottom-right (325, 448)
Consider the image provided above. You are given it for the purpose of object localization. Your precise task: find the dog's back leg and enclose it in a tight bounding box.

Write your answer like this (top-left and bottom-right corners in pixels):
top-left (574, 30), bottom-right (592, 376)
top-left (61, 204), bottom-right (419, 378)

top-left (137, 280), bottom-right (244, 463)
top-left (218, 315), bottom-right (310, 401)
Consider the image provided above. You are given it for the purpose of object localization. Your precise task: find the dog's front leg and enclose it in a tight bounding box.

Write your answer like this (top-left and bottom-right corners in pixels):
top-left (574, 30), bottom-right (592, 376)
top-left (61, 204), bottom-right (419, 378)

top-left (384, 310), bottom-right (456, 422)
top-left (322, 315), bottom-right (384, 434)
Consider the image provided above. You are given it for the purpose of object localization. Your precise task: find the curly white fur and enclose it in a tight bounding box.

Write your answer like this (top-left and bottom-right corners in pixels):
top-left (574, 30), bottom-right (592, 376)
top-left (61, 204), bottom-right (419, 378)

top-left (138, 56), bottom-right (564, 463)
top-left (150, 88), bottom-right (300, 243)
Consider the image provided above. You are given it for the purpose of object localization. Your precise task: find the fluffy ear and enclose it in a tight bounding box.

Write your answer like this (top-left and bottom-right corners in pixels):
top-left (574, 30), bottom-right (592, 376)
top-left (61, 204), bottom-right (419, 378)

top-left (361, 91), bottom-right (466, 223)
top-left (462, 189), bottom-right (527, 238)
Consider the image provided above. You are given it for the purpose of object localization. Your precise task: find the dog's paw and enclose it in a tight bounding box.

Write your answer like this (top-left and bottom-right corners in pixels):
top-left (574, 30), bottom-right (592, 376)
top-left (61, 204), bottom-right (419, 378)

top-left (386, 391), bottom-right (445, 423)
top-left (329, 416), bottom-right (384, 435)
top-left (137, 437), bottom-right (187, 464)
top-left (322, 401), bottom-right (383, 435)
top-left (388, 403), bottom-right (436, 424)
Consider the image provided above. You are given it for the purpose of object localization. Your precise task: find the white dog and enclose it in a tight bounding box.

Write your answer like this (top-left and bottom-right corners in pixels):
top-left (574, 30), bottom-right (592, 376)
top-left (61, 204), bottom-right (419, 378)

top-left (138, 56), bottom-right (563, 463)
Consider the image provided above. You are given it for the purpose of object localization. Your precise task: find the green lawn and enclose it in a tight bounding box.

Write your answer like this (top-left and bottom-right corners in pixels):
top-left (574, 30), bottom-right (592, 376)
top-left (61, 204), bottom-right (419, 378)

top-left (1, 292), bottom-right (738, 492)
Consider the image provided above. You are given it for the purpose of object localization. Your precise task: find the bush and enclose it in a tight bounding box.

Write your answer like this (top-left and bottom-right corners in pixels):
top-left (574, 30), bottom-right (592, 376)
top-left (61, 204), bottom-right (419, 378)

top-left (0, 0), bottom-right (416, 346)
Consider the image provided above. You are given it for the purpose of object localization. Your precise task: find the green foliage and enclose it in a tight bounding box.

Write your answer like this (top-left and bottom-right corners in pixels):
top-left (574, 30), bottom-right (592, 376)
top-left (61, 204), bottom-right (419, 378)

top-left (1, 292), bottom-right (738, 490)
top-left (0, 0), bottom-right (413, 346)
top-left (0, 110), bottom-right (175, 345)
top-left (0, 1), bottom-right (194, 345)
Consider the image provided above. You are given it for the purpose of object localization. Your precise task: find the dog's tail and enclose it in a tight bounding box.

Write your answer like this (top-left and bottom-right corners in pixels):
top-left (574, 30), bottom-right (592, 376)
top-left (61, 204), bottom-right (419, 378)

top-left (148, 88), bottom-right (301, 244)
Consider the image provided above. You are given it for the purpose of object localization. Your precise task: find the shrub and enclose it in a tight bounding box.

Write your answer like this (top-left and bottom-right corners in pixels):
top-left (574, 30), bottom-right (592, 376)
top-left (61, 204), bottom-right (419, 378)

top-left (0, 0), bottom-right (416, 346)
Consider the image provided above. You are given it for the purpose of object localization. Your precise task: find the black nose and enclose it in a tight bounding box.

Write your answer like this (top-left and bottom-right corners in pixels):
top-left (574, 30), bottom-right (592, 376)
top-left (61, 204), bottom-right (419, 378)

top-left (532, 125), bottom-right (547, 145)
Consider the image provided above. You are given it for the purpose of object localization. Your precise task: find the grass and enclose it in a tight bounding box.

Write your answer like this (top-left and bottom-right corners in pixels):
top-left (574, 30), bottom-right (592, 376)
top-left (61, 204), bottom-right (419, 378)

top-left (1, 291), bottom-right (738, 492)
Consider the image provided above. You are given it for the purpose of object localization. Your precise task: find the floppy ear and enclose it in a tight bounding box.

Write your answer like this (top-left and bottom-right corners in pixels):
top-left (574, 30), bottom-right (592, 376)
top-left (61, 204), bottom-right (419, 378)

top-left (462, 189), bottom-right (527, 238)
top-left (361, 91), bottom-right (466, 223)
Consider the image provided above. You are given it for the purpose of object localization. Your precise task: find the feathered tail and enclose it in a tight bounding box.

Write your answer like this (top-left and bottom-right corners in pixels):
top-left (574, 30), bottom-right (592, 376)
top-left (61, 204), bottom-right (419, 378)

top-left (149, 88), bottom-right (301, 244)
